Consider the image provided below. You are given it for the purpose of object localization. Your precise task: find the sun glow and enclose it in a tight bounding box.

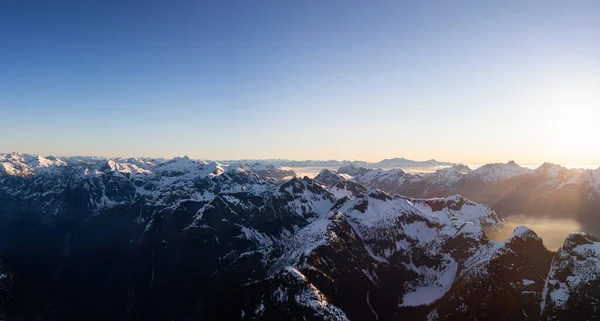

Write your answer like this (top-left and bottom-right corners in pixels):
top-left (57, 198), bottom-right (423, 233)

top-left (529, 78), bottom-right (600, 164)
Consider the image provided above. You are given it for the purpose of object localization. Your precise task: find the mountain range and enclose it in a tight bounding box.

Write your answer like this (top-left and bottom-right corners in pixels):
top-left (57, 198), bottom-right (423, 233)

top-left (214, 158), bottom-right (454, 169)
top-left (0, 153), bottom-right (599, 320)
top-left (331, 161), bottom-right (600, 232)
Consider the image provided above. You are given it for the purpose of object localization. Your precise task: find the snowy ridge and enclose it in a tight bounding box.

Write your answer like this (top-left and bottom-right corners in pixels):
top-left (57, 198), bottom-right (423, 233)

top-left (275, 190), bottom-right (505, 261)
top-left (421, 164), bottom-right (472, 187)
top-left (339, 167), bottom-right (416, 190)
top-left (275, 190), bottom-right (506, 309)
top-left (336, 161), bottom-right (600, 221)
top-left (334, 191), bottom-right (502, 232)
top-left (217, 157), bottom-right (453, 169)
top-left (314, 169), bottom-right (347, 186)
top-left (0, 153), bottom-right (291, 180)
top-left (574, 168), bottom-right (600, 194)
top-left (273, 267), bottom-right (350, 321)
top-left (333, 191), bottom-right (498, 307)
top-left (272, 212), bottom-right (343, 272)
top-left (470, 161), bottom-right (532, 184)
top-left (274, 177), bottom-right (336, 218)
top-left (314, 169), bottom-right (367, 198)
top-left (459, 226), bottom-right (541, 281)
top-left (407, 195), bottom-right (508, 232)
top-left (338, 160), bottom-right (596, 193)
top-left (535, 163), bottom-right (568, 177)
top-left (541, 232), bottom-right (600, 313)
top-left (0, 153), bottom-right (68, 177)
top-left (227, 163), bottom-right (297, 183)
top-left (0, 153), bottom-right (279, 211)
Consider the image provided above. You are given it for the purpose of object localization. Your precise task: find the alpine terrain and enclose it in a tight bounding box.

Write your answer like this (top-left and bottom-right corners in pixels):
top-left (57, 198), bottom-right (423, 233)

top-left (0, 153), bottom-right (598, 320)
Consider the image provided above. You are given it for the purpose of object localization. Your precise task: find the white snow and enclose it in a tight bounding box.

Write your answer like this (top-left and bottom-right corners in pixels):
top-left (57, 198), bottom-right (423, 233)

top-left (409, 196), bottom-right (507, 232)
top-left (254, 300), bottom-right (265, 316)
top-left (238, 226), bottom-right (274, 247)
top-left (0, 153), bottom-right (68, 176)
top-left (421, 165), bottom-right (471, 187)
top-left (319, 192), bottom-right (502, 308)
top-left (541, 232), bottom-right (600, 312)
top-left (460, 226), bottom-right (540, 283)
top-left (272, 214), bottom-right (335, 271)
top-left (0, 153), bottom-right (287, 212)
top-left (402, 221), bottom-right (439, 242)
top-left (329, 186), bottom-right (354, 199)
top-left (350, 168), bottom-right (410, 188)
top-left (471, 161), bottom-right (532, 184)
top-left (336, 193), bottom-right (504, 233)
top-left (400, 254), bottom-right (458, 307)
top-left (401, 286), bottom-right (446, 307)
top-left (276, 179), bottom-right (335, 217)
top-left (294, 281), bottom-right (350, 321)
top-left (513, 225), bottom-right (533, 237)
top-left (535, 163), bottom-right (565, 177)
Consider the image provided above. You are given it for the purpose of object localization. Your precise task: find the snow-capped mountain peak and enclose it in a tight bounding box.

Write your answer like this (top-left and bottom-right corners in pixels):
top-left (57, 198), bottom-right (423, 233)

top-left (534, 162), bottom-right (570, 177)
top-left (314, 168), bottom-right (346, 186)
top-left (507, 225), bottom-right (541, 242)
top-left (0, 152), bottom-right (68, 177)
top-left (471, 161), bottom-right (532, 184)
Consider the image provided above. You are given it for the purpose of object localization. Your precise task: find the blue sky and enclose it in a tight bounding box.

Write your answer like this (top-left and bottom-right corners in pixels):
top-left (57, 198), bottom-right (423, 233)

top-left (1, 1), bottom-right (599, 163)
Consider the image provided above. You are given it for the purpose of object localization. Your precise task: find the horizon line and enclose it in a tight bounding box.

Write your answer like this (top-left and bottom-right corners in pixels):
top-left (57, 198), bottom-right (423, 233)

top-left (3, 151), bottom-right (600, 168)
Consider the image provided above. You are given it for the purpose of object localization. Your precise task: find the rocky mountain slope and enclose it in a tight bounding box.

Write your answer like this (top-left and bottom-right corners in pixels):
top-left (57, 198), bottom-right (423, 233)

top-left (338, 162), bottom-right (600, 229)
top-left (0, 153), bottom-right (600, 320)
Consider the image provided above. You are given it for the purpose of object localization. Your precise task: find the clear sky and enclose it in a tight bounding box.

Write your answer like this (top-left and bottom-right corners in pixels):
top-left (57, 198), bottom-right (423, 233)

top-left (1, 1), bottom-right (599, 164)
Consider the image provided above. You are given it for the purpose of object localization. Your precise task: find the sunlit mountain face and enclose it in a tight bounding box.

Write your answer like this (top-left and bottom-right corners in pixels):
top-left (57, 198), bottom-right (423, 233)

top-left (2, 153), bottom-right (600, 320)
